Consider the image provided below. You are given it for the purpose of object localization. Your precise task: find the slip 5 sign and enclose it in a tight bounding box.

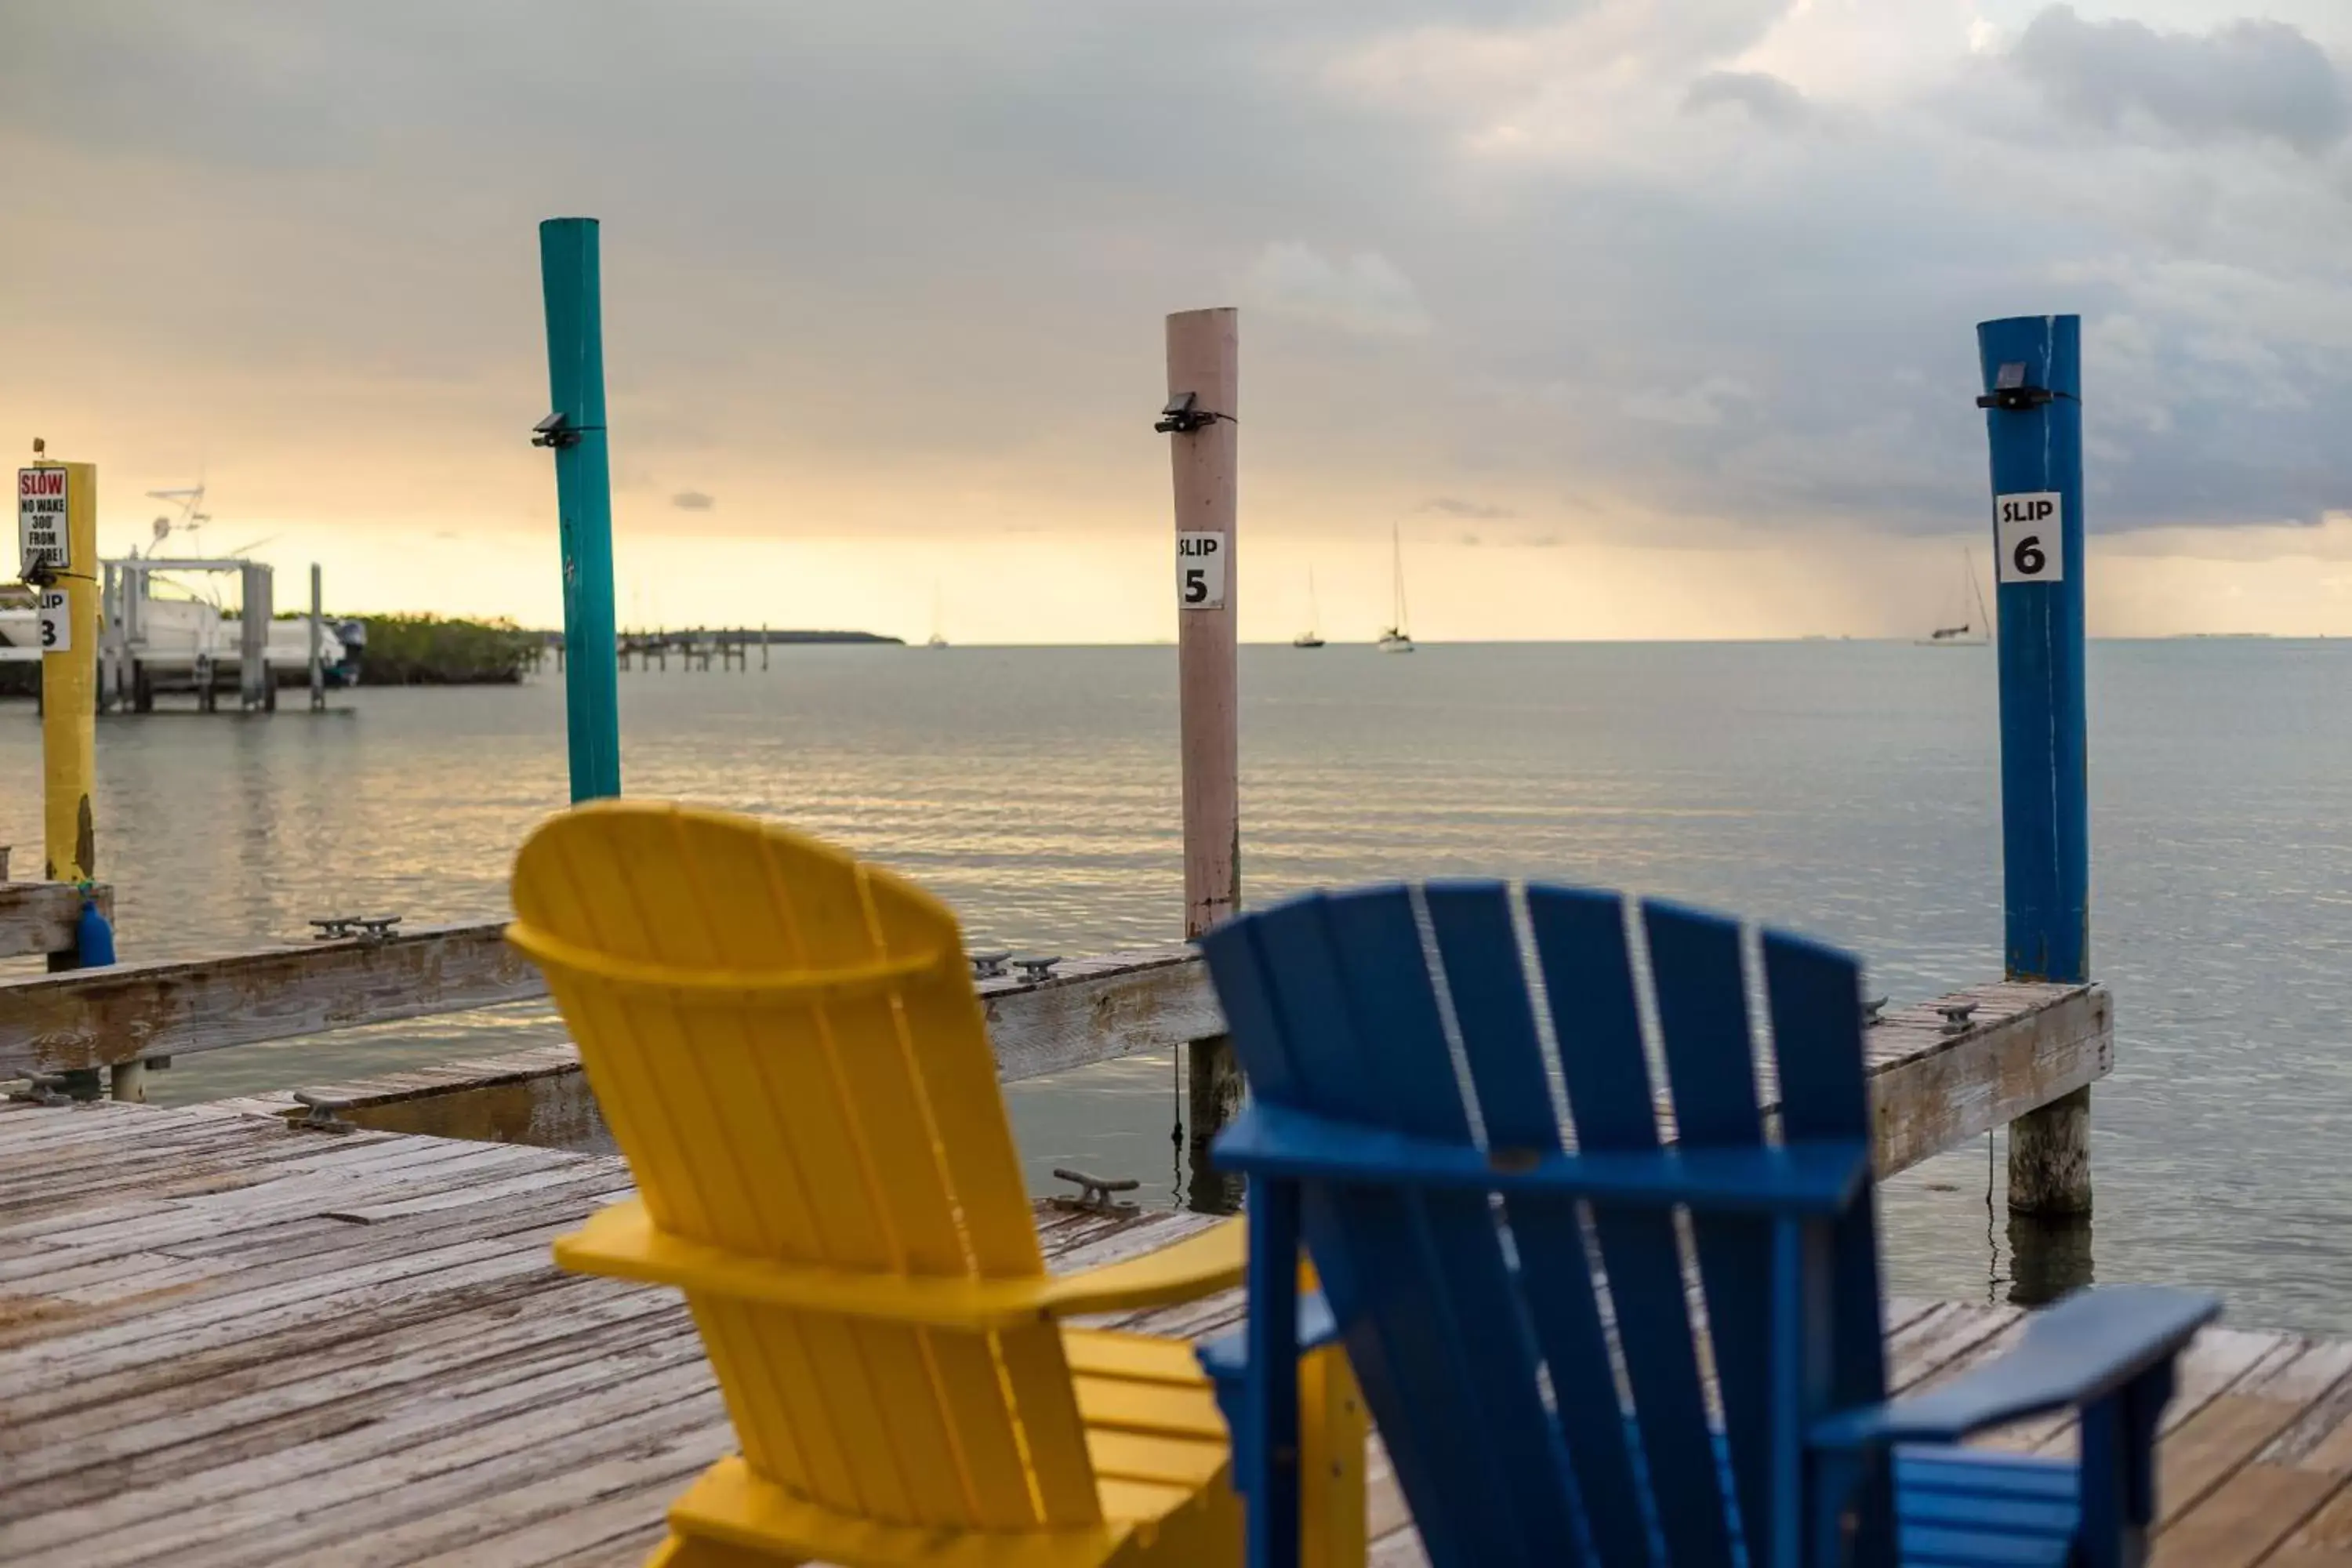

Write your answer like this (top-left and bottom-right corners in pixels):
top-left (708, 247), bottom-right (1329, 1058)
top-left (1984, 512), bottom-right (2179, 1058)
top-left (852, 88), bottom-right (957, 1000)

top-left (1177, 531), bottom-right (1228, 610)
top-left (18, 466), bottom-right (71, 575)
top-left (1994, 492), bottom-right (2063, 584)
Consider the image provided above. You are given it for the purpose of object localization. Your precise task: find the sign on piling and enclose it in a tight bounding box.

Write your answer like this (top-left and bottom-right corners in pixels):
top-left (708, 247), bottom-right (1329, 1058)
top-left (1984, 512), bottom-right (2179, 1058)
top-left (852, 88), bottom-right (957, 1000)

top-left (1177, 531), bottom-right (1229, 610)
top-left (1994, 492), bottom-right (2064, 584)
top-left (18, 466), bottom-right (70, 574)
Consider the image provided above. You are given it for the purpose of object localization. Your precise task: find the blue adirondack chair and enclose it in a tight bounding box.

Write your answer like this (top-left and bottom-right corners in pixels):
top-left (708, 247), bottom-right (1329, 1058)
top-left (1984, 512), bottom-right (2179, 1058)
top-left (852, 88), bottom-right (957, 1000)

top-left (1193, 881), bottom-right (2220, 1568)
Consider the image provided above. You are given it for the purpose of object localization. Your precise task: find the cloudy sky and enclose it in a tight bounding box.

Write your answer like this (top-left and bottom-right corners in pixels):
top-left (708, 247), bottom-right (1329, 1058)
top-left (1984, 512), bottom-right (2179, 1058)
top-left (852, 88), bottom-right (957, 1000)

top-left (4, 0), bottom-right (2350, 641)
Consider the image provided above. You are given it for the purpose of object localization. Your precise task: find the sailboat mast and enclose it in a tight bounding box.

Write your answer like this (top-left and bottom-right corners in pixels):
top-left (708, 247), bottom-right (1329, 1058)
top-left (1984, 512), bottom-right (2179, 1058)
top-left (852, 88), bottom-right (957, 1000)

top-left (1392, 522), bottom-right (1408, 632)
top-left (1966, 548), bottom-right (1991, 633)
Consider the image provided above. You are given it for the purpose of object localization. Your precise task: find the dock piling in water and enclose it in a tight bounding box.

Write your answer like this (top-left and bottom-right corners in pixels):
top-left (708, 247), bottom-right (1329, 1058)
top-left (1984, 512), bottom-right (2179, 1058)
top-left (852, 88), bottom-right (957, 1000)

top-left (238, 561), bottom-right (275, 711)
top-left (1164, 307), bottom-right (1243, 1196)
top-left (30, 456), bottom-right (98, 887)
top-left (1978, 313), bottom-right (2092, 1218)
top-left (537, 216), bottom-right (622, 802)
top-left (308, 563), bottom-right (326, 711)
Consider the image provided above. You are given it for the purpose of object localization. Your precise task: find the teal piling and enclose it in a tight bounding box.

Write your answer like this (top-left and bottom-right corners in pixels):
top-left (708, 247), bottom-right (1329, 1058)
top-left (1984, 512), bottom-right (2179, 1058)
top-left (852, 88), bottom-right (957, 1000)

top-left (1976, 313), bottom-right (2092, 1218)
top-left (537, 218), bottom-right (622, 802)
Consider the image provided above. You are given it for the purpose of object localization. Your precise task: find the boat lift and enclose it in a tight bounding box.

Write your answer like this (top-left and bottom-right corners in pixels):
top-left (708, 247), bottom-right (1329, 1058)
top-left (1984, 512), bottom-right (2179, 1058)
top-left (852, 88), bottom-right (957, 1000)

top-left (93, 491), bottom-right (336, 714)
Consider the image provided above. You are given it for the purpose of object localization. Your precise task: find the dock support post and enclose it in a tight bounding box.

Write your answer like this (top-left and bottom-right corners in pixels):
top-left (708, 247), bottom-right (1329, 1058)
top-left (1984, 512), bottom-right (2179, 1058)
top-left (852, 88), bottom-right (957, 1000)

top-left (30, 456), bottom-right (107, 1099)
top-left (760, 624), bottom-right (769, 670)
top-left (308, 564), bottom-right (326, 711)
top-left (238, 562), bottom-right (274, 712)
top-left (97, 561), bottom-right (118, 714)
top-left (1978, 314), bottom-right (2092, 1218)
top-left (1165, 307), bottom-right (1243, 1210)
top-left (538, 216), bottom-right (622, 802)
top-left (33, 458), bottom-right (98, 889)
top-left (1185, 1036), bottom-right (1248, 1213)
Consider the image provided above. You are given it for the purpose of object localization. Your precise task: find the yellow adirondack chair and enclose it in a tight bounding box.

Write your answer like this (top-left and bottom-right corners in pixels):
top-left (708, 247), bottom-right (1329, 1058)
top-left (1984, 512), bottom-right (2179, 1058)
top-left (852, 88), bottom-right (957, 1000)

top-left (508, 801), bottom-right (1363, 1568)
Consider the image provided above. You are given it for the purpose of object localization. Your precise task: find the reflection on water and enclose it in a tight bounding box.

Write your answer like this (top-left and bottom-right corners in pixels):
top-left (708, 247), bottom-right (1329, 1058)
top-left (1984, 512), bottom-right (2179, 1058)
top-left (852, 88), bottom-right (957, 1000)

top-left (5, 641), bottom-right (2351, 1330)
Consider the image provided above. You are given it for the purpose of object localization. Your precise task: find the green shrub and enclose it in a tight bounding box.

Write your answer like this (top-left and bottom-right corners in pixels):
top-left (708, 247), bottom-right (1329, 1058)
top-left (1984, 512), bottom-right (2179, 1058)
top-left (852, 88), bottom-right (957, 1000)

top-left (350, 614), bottom-right (539, 685)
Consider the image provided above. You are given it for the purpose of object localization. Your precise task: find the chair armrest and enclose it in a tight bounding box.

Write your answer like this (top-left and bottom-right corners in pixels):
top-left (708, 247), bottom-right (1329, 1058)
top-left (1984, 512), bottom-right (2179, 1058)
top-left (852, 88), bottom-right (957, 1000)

top-left (557, 1200), bottom-right (1242, 1328)
top-left (1035, 1216), bottom-right (1247, 1318)
top-left (1216, 1102), bottom-right (1871, 1216)
top-left (1196, 1290), bottom-right (1342, 1387)
top-left (1196, 1289), bottom-right (1345, 1492)
top-left (1812, 1286), bottom-right (2220, 1450)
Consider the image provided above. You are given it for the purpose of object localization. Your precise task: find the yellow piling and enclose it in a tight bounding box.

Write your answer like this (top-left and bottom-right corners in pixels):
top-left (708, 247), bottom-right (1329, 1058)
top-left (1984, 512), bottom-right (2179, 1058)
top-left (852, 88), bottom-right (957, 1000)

top-left (21, 457), bottom-right (98, 883)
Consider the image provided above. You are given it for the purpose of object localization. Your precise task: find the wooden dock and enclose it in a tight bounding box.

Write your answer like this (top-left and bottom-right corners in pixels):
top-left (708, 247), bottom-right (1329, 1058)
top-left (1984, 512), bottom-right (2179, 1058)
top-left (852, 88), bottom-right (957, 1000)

top-left (3, 1099), bottom-right (2347, 1568)
top-left (0, 909), bottom-right (2111, 1183)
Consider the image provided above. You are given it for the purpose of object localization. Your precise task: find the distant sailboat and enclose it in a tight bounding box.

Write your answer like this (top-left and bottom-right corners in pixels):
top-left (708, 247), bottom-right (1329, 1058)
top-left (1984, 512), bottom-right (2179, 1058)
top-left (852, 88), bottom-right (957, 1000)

top-left (1918, 550), bottom-right (1991, 648)
top-left (926, 583), bottom-right (949, 649)
top-left (1293, 569), bottom-right (1326, 648)
top-left (1376, 523), bottom-right (1415, 653)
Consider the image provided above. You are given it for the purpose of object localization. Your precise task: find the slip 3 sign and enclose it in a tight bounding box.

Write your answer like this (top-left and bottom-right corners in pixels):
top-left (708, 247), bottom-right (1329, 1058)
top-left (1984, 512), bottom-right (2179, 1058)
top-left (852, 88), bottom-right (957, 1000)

top-left (35, 590), bottom-right (69, 652)
top-left (1994, 492), bottom-right (2063, 585)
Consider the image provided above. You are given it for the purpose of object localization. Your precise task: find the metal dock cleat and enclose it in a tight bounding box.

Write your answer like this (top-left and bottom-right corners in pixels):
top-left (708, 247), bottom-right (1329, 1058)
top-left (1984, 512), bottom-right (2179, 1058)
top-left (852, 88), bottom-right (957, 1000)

top-left (1012, 955), bottom-right (1062, 982)
top-left (1938, 1000), bottom-right (1980, 1036)
top-left (310, 915), bottom-right (403, 946)
top-left (289, 1091), bottom-right (357, 1134)
top-left (6, 1073), bottom-right (75, 1108)
top-left (970, 951), bottom-right (1011, 980)
top-left (1050, 1167), bottom-right (1141, 1215)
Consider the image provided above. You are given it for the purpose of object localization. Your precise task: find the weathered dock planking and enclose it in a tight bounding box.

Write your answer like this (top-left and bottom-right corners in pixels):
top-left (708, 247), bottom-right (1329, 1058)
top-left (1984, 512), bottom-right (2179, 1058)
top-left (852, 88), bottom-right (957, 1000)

top-left (0, 1098), bottom-right (2340, 1568)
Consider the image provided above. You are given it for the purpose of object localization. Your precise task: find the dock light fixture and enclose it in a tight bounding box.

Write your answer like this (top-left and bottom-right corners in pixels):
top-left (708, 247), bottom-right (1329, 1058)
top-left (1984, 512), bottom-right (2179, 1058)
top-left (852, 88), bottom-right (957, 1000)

top-left (1155, 392), bottom-right (1216, 434)
top-left (530, 412), bottom-right (582, 449)
top-left (1976, 362), bottom-right (2056, 412)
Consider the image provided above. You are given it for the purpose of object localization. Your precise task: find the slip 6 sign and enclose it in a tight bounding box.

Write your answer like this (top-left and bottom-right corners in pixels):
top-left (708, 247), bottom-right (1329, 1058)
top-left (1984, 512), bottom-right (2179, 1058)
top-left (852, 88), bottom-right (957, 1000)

top-left (18, 466), bottom-right (70, 575)
top-left (1994, 491), bottom-right (2063, 585)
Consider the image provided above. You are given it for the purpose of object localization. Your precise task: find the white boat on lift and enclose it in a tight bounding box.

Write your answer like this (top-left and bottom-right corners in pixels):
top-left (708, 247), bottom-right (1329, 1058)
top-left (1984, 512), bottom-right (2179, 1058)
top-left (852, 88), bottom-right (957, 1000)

top-left (0, 488), bottom-right (352, 696)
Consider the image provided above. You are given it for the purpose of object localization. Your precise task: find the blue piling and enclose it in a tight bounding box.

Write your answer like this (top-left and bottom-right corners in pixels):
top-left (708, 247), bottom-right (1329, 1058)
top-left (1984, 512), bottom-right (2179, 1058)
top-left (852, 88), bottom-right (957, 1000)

top-left (1976, 313), bottom-right (2093, 1218)
top-left (1976, 314), bottom-right (2088, 985)
top-left (538, 218), bottom-right (622, 803)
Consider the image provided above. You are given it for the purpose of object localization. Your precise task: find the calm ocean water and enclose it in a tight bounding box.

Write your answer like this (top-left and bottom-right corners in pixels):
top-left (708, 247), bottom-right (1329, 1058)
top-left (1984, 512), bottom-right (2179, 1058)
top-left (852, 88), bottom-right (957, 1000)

top-left (5, 641), bottom-right (2350, 1331)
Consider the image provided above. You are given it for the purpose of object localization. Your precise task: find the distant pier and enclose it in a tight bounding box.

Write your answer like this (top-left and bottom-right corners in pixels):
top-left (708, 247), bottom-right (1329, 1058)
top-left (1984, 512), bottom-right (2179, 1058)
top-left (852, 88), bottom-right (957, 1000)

top-left (546, 626), bottom-right (905, 673)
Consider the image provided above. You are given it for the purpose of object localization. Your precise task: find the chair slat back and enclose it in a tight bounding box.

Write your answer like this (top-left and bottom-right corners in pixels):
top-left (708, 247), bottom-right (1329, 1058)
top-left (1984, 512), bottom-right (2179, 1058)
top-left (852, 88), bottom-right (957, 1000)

top-left (1526, 887), bottom-right (1740, 1567)
top-left (1220, 887), bottom-right (1582, 1567)
top-left (512, 801), bottom-right (1098, 1532)
top-left (1203, 880), bottom-right (1886, 1568)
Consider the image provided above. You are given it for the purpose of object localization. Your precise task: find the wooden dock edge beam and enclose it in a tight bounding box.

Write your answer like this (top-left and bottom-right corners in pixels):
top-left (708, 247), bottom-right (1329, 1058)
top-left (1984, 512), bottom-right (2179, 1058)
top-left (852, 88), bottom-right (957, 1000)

top-left (0, 881), bottom-right (114, 964)
top-left (0, 924), bottom-right (1222, 1087)
top-left (1864, 981), bottom-right (2110, 1181)
top-left (0, 920), bottom-right (2109, 1192)
top-left (0, 921), bottom-right (540, 1081)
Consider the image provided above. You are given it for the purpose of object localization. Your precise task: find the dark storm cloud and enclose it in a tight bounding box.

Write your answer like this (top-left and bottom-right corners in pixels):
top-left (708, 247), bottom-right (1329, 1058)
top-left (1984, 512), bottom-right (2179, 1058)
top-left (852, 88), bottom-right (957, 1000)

top-left (2, 1), bottom-right (2347, 543)
top-left (2010, 5), bottom-right (2350, 155)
